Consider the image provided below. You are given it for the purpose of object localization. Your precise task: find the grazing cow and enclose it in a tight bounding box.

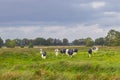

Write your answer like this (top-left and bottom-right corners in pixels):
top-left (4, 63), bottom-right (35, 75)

top-left (88, 48), bottom-right (92, 58)
top-left (55, 49), bottom-right (59, 56)
top-left (66, 49), bottom-right (69, 55)
top-left (68, 49), bottom-right (73, 57)
top-left (60, 49), bottom-right (66, 54)
top-left (92, 46), bottom-right (98, 53)
top-left (40, 49), bottom-right (43, 54)
top-left (41, 51), bottom-right (46, 59)
top-left (60, 48), bottom-right (77, 57)
top-left (73, 48), bottom-right (78, 55)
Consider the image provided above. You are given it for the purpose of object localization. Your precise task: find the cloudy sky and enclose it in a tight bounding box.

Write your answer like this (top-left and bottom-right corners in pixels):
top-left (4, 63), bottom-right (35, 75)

top-left (0, 0), bottom-right (120, 42)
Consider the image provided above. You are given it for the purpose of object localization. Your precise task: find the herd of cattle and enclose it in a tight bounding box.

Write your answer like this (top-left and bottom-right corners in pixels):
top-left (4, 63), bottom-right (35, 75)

top-left (40, 47), bottom-right (98, 59)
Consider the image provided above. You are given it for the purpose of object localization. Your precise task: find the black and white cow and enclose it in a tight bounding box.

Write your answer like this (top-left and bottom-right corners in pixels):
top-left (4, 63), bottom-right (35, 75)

top-left (41, 51), bottom-right (47, 59)
top-left (68, 49), bottom-right (74, 57)
top-left (40, 48), bottom-right (43, 54)
top-left (60, 49), bottom-right (66, 54)
top-left (55, 49), bottom-right (59, 56)
top-left (73, 48), bottom-right (78, 55)
top-left (66, 49), bottom-right (69, 55)
top-left (92, 46), bottom-right (98, 53)
top-left (60, 48), bottom-right (75, 57)
top-left (88, 48), bottom-right (92, 58)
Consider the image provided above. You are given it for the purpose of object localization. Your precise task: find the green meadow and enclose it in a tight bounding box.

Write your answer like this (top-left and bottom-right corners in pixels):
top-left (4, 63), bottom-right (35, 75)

top-left (0, 46), bottom-right (120, 80)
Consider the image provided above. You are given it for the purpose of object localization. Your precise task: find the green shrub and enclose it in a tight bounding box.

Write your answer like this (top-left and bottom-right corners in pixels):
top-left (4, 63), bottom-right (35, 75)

top-left (28, 43), bottom-right (33, 48)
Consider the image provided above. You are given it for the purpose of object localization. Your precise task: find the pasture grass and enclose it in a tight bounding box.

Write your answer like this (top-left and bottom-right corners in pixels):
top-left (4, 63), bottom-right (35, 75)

top-left (0, 46), bottom-right (120, 80)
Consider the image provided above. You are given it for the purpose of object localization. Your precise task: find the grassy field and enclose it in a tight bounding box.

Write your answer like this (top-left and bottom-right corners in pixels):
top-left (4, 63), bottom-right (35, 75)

top-left (0, 46), bottom-right (120, 80)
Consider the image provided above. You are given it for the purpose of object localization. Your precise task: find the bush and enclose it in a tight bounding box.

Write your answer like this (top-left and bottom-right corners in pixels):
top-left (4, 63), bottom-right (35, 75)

top-left (20, 45), bottom-right (24, 48)
top-left (6, 40), bottom-right (16, 48)
top-left (28, 43), bottom-right (33, 48)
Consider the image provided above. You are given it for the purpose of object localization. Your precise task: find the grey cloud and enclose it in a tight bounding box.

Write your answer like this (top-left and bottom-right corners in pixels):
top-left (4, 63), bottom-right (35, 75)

top-left (0, 0), bottom-right (119, 36)
top-left (0, 0), bottom-right (109, 25)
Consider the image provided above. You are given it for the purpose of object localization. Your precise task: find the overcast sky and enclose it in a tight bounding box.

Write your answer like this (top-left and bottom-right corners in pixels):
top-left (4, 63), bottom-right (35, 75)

top-left (0, 0), bottom-right (120, 42)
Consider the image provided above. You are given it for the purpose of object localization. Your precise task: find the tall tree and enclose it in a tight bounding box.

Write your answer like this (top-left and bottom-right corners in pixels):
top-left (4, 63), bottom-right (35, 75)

top-left (5, 39), bottom-right (10, 47)
top-left (62, 38), bottom-right (69, 45)
top-left (53, 39), bottom-right (62, 45)
top-left (15, 39), bottom-right (22, 46)
top-left (34, 37), bottom-right (47, 45)
top-left (72, 39), bottom-right (80, 45)
top-left (22, 38), bottom-right (29, 46)
top-left (95, 37), bottom-right (105, 46)
top-left (0, 37), bottom-right (3, 48)
top-left (85, 37), bottom-right (94, 46)
top-left (105, 29), bottom-right (120, 46)
top-left (79, 39), bottom-right (86, 45)
top-left (46, 38), bottom-right (54, 45)
top-left (72, 39), bottom-right (86, 45)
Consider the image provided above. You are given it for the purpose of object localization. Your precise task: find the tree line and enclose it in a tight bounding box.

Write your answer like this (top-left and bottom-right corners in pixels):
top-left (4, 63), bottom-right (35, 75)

top-left (0, 29), bottom-right (120, 48)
